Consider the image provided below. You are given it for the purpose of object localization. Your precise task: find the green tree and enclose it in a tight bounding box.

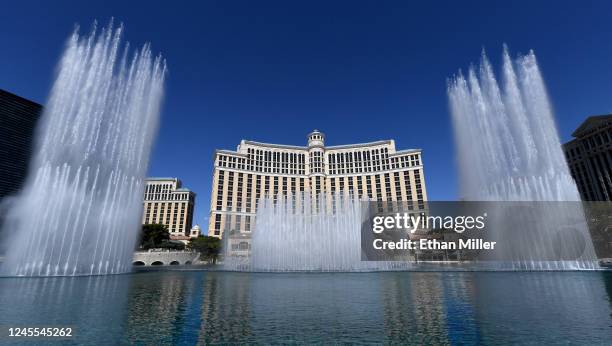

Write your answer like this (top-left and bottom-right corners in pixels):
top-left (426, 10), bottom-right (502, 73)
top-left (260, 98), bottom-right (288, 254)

top-left (158, 240), bottom-right (186, 251)
top-left (188, 235), bottom-right (221, 263)
top-left (139, 224), bottom-right (170, 250)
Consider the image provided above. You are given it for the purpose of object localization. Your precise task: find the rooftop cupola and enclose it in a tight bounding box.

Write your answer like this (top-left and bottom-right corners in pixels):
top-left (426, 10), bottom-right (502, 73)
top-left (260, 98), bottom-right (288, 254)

top-left (307, 129), bottom-right (325, 147)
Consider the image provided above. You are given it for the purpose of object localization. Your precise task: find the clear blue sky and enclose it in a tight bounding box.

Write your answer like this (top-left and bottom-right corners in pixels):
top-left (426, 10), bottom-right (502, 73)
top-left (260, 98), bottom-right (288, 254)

top-left (2, 1), bottom-right (612, 227)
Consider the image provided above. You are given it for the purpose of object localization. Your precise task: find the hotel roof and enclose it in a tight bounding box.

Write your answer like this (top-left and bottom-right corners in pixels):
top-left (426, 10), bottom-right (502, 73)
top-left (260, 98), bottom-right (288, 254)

top-left (229, 139), bottom-right (421, 152)
top-left (571, 114), bottom-right (612, 137)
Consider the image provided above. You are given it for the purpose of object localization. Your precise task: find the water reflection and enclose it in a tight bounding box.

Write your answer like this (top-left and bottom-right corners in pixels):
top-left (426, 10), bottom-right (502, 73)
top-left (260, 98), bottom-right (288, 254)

top-left (198, 272), bottom-right (252, 344)
top-left (0, 271), bottom-right (610, 344)
top-left (440, 273), bottom-right (480, 344)
top-left (0, 275), bottom-right (130, 345)
top-left (248, 273), bottom-right (383, 343)
top-left (472, 272), bottom-right (612, 344)
top-left (124, 271), bottom-right (198, 344)
top-left (382, 273), bottom-right (450, 343)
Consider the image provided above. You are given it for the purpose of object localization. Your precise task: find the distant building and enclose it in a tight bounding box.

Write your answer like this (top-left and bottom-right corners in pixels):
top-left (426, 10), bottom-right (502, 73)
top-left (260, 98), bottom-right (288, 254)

top-left (189, 225), bottom-right (201, 238)
top-left (142, 178), bottom-right (196, 240)
top-left (563, 115), bottom-right (612, 201)
top-left (0, 89), bottom-right (42, 200)
top-left (208, 130), bottom-right (428, 238)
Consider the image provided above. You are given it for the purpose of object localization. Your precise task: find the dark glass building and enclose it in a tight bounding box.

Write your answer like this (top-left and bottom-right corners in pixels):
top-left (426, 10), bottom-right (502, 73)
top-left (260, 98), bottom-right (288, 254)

top-left (563, 115), bottom-right (612, 201)
top-left (0, 89), bottom-right (42, 200)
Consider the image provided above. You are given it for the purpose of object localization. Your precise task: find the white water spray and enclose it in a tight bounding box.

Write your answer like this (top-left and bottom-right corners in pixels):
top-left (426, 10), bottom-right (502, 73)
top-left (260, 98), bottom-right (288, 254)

top-left (223, 192), bottom-right (416, 272)
top-left (1, 22), bottom-right (166, 276)
top-left (447, 47), bottom-right (597, 269)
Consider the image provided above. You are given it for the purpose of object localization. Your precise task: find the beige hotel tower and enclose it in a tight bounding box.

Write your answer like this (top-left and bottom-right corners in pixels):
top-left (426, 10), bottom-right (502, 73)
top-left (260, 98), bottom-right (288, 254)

top-left (208, 130), bottom-right (427, 238)
top-left (142, 178), bottom-right (196, 240)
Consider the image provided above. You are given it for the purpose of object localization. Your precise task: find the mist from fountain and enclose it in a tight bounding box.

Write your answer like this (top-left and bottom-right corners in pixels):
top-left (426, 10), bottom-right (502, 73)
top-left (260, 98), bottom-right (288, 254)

top-left (0, 22), bottom-right (166, 276)
top-left (447, 46), bottom-right (598, 270)
top-left (223, 192), bottom-right (416, 272)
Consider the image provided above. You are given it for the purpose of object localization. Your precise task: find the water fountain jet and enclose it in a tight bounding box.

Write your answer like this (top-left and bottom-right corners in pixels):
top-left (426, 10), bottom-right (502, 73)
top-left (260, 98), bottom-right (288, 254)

top-left (223, 191), bottom-right (418, 272)
top-left (0, 21), bottom-right (166, 276)
top-left (447, 46), bottom-right (598, 270)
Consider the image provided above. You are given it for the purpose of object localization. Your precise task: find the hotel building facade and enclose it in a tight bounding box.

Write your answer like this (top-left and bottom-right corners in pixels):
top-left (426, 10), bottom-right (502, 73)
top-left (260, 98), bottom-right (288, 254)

top-left (142, 178), bottom-right (196, 240)
top-left (0, 89), bottom-right (41, 200)
top-left (563, 115), bottom-right (612, 201)
top-left (0, 89), bottom-right (42, 246)
top-left (208, 130), bottom-right (428, 238)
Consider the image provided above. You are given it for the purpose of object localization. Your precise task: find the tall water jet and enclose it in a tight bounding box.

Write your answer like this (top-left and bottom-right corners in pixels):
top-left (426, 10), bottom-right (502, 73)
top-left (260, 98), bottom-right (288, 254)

top-left (0, 22), bottom-right (166, 276)
top-left (447, 46), bottom-right (597, 269)
top-left (223, 191), bottom-right (416, 272)
top-left (251, 192), bottom-right (365, 271)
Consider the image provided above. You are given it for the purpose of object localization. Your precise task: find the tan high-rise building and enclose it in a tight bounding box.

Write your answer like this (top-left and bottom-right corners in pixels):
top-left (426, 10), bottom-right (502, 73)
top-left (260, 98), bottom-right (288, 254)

top-left (208, 130), bottom-right (428, 238)
top-left (142, 178), bottom-right (196, 239)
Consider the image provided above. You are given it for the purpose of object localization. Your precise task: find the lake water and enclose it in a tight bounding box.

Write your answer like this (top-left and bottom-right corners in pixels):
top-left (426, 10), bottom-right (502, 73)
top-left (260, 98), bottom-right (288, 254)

top-left (0, 270), bottom-right (610, 344)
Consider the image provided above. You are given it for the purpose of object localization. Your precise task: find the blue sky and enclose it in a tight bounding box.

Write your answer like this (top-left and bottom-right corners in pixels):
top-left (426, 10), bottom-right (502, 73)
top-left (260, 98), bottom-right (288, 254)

top-left (2, 1), bottom-right (612, 226)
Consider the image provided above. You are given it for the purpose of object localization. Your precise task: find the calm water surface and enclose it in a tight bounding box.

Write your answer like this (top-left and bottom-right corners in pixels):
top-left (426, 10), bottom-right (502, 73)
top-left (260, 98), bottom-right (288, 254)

top-left (0, 270), bottom-right (611, 345)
